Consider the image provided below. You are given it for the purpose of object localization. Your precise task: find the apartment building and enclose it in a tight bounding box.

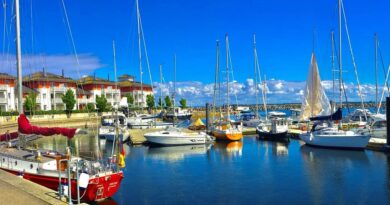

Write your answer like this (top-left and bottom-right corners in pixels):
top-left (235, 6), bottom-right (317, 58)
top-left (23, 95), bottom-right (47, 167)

top-left (0, 73), bottom-right (16, 112)
top-left (78, 75), bottom-right (121, 108)
top-left (23, 70), bottom-right (77, 111)
top-left (118, 74), bottom-right (153, 108)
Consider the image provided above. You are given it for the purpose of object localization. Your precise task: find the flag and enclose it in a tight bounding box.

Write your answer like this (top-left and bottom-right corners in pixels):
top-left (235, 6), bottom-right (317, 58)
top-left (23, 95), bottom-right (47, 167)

top-left (118, 144), bottom-right (126, 168)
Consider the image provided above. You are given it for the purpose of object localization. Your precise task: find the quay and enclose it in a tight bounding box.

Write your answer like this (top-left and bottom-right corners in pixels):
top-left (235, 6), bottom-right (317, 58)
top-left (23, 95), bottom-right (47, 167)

top-left (0, 169), bottom-right (67, 205)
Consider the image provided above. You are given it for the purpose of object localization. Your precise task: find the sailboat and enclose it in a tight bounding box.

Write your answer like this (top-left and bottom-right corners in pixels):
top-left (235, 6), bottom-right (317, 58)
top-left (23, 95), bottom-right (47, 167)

top-left (0, 0), bottom-right (123, 202)
top-left (241, 34), bottom-right (265, 128)
top-left (144, 56), bottom-right (214, 145)
top-left (299, 0), bottom-right (370, 149)
top-left (127, 0), bottom-right (157, 128)
top-left (210, 35), bottom-right (243, 141)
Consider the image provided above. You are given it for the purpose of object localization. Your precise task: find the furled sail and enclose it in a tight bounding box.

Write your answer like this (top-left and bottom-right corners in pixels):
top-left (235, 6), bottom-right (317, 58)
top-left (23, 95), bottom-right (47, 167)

top-left (299, 53), bottom-right (331, 121)
top-left (18, 114), bottom-right (77, 139)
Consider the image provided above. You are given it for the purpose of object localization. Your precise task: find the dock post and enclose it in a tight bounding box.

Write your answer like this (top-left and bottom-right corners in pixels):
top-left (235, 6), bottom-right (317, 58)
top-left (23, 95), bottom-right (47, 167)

top-left (386, 97), bottom-right (390, 151)
top-left (206, 103), bottom-right (209, 133)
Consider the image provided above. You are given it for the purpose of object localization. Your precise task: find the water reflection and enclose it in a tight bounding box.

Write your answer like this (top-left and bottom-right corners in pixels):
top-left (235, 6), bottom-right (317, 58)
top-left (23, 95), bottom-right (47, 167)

top-left (213, 140), bottom-right (243, 157)
top-left (146, 144), bottom-right (213, 162)
top-left (300, 145), bottom-right (370, 204)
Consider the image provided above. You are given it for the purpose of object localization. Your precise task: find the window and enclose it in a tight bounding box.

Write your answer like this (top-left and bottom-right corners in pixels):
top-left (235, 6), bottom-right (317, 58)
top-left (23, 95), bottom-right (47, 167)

top-left (43, 93), bottom-right (46, 99)
top-left (51, 82), bottom-right (54, 87)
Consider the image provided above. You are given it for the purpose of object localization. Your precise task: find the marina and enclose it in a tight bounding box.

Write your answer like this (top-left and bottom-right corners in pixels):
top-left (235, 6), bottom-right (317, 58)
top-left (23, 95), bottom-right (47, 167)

top-left (25, 133), bottom-right (390, 204)
top-left (0, 0), bottom-right (389, 204)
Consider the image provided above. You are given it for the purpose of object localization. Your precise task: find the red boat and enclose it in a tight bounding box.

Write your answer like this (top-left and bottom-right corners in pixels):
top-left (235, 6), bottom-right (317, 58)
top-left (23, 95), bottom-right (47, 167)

top-left (0, 114), bottom-right (124, 202)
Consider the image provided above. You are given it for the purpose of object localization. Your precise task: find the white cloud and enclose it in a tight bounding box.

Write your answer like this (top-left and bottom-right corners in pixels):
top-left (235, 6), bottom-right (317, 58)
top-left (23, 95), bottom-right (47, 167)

top-left (153, 78), bottom-right (385, 106)
top-left (0, 53), bottom-right (104, 78)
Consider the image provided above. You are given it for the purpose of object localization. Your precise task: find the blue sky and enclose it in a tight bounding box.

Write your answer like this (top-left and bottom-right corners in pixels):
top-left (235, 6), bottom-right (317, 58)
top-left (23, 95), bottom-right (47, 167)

top-left (1, 0), bottom-right (389, 104)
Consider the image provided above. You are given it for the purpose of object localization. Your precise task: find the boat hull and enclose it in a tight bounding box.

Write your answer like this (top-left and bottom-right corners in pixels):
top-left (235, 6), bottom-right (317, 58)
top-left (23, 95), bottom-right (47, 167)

top-left (164, 114), bottom-right (192, 122)
top-left (299, 132), bottom-right (370, 150)
top-left (1, 168), bottom-right (123, 202)
top-left (256, 130), bottom-right (289, 142)
top-left (144, 135), bottom-right (207, 145)
top-left (211, 130), bottom-right (243, 141)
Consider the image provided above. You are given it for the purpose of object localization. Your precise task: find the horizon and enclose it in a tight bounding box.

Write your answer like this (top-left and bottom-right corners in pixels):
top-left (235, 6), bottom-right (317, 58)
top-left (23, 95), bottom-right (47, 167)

top-left (0, 0), bottom-right (389, 105)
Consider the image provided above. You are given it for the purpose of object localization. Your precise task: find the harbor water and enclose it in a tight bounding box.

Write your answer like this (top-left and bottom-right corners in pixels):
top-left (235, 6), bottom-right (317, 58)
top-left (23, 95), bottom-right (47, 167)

top-left (34, 134), bottom-right (390, 204)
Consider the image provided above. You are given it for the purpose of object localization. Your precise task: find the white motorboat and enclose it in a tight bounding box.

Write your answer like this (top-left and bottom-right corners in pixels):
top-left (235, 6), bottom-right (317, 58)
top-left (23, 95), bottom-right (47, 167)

top-left (99, 113), bottom-right (129, 141)
top-left (144, 127), bottom-right (214, 145)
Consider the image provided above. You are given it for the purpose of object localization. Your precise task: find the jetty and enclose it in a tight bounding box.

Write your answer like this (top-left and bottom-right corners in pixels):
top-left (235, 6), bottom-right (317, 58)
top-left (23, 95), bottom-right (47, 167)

top-left (0, 169), bottom-right (68, 205)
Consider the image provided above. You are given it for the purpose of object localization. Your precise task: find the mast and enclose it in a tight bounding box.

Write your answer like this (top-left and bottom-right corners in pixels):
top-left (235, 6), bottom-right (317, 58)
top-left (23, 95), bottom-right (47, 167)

top-left (113, 41), bottom-right (118, 104)
top-left (338, 0), bottom-right (343, 109)
top-left (111, 40), bottom-right (118, 161)
top-left (136, 0), bottom-right (143, 111)
top-left (212, 40), bottom-right (220, 123)
top-left (253, 34), bottom-right (259, 119)
top-left (331, 31), bottom-right (336, 105)
top-left (173, 54), bottom-right (176, 109)
top-left (264, 75), bottom-right (268, 120)
top-left (374, 33), bottom-right (378, 109)
top-left (225, 34), bottom-right (230, 120)
top-left (159, 64), bottom-right (163, 110)
top-left (15, 0), bottom-right (23, 114)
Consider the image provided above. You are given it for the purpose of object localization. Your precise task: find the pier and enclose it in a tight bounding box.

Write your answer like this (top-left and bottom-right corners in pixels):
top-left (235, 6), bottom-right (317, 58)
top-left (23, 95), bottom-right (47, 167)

top-left (0, 169), bottom-right (67, 205)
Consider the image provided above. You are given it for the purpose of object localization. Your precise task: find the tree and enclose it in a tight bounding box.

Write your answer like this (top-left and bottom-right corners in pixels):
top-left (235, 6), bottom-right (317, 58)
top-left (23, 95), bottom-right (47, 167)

top-left (125, 93), bottom-right (134, 107)
top-left (146, 94), bottom-right (155, 110)
top-left (24, 92), bottom-right (37, 115)
top-left (157, 97), bottom-right (164, 109)
top-left (179, 98), bottom-right (187, 108)
top-left (95, 95), bottom-right (108, 113)
top-left (86, 103), bottom-right (95, 111)
top-left (164, 95), bottom-right (172, 108)
top-left (62, 89), bottom-right (76, 116)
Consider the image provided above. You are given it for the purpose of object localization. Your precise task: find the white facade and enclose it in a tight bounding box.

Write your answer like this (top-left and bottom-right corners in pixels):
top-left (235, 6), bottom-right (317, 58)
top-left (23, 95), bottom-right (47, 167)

top-left (0, 84), bottom-right (15, 112)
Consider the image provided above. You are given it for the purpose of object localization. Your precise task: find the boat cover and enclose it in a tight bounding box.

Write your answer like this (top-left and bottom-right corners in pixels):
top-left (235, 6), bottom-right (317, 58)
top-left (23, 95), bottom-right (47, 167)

top-left (18, 114), bottom-right (77, 139)
top-left (309, 108), bottom-right (342, 121)
top-left (0, 131), bottom-right (18, 141)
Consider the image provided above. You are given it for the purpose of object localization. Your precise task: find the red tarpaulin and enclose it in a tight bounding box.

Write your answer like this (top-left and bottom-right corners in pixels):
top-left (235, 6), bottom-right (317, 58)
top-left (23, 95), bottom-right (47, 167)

top-left (18, 114), bottom-right (77, 139)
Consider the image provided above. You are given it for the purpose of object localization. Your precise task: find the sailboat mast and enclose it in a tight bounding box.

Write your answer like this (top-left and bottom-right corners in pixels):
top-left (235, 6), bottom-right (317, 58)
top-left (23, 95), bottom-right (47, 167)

top-left (331, 31), bottom-right (336, 104)
top-left (374, 33), bottom-right (378, 109)
top-left (213, 40), bottom-right (220, 123)
top-left (253, 34), bottom-right (259, 119)
top-left (338, 0), bottom-right (343, 109)
top-left (15, 0), bottom-right (23, 114)
top-left (264, 75), bottom-right (268, 120)
top-left (113, 41), bottom-right (118, 102)
top-left (136, 0), bottom-right (143, 111)
top-left (173, 54), bottom-right (176, 109)
top-left (160, 64), bottom-right (163, 110)
top-left (225, 34), bottom-right (230, 120)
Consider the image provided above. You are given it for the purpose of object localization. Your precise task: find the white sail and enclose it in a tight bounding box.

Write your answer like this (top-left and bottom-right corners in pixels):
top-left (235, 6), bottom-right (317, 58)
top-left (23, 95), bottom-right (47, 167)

top-left (299, 53), bottom-right (331, 121)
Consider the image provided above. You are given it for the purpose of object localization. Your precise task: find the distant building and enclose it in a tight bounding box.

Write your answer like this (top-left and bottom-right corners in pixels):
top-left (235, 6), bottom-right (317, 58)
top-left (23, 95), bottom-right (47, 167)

top-left (23, 70), bottom-right (77, 110)
top-left (118, 74), bottom-right (153, 108)
top-left (0, 73), bottom-right (16, 111)
top-left (78, 75), bottom-right (121, 108)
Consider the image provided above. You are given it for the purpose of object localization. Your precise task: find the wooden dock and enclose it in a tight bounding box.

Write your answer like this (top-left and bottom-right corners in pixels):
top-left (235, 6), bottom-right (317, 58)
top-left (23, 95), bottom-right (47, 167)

top-left (0, 169), bottom-right (68, 205)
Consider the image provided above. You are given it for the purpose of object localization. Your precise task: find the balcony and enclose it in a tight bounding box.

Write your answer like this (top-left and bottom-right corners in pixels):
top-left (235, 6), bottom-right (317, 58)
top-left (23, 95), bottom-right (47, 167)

top-left (52, 98), bottom-right (64, 104)
top-left (0, 85), bottom-right (8, 91)
top-left (0, 98), bottom-right (6, 104)
top-left (51, 87), bottom-right (68, 93)
top-left (78, 98), bottom-right (91, 104)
